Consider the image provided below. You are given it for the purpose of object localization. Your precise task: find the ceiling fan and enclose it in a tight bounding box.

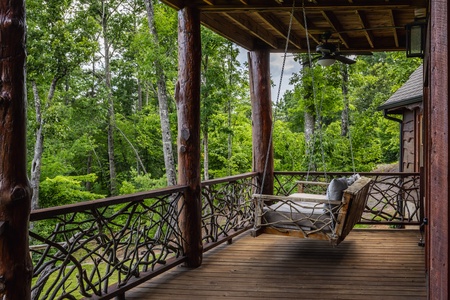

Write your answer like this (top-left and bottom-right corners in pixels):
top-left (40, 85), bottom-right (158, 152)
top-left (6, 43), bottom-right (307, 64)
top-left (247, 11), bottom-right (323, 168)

top-left (315, 42), bottom-right (355, 66)
top-left (308, 32), bottom-right (372, 67)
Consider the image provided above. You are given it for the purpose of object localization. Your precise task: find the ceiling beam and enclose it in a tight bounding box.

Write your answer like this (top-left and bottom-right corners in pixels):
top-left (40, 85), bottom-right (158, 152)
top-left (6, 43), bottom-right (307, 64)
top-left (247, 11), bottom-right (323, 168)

top-left (356, 10), bottom-right (375, 48)
top-left (257, 12), bottom-right (303, 50)
top-left (200, 14), bottom-right (256, 50)
top-left (321, 11), bottom-right (350, 49)
top-left (292, 11), bottom-right (320, 45)
top-left (389, 10), bottom-right (400, 47)
top-left (224, 13), bottom-right (279, 49)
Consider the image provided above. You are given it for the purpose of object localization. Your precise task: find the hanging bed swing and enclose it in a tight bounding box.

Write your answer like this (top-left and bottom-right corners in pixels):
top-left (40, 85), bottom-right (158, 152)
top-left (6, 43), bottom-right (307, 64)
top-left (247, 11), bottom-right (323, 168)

top-left (251, 0), bottom-right (372, 246)
top-left (251, 175), bottom-right (371, 246)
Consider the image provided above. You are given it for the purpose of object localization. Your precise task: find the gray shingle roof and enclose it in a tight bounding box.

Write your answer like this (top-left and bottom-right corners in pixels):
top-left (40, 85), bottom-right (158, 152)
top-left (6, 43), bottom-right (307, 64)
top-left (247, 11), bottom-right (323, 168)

top-left (378, 64), bottom-right (423, 111)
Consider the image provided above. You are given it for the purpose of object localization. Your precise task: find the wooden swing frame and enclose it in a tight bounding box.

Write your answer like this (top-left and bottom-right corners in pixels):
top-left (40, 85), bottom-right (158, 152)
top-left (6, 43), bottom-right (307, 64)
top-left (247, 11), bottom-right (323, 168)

top-left (252, 176), bottom-right (372, 246)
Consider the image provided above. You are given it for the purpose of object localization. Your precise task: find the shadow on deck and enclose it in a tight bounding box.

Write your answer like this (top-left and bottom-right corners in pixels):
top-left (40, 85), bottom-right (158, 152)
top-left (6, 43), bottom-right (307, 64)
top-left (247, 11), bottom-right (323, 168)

top-left (126, 229), bottom-right (426, 299)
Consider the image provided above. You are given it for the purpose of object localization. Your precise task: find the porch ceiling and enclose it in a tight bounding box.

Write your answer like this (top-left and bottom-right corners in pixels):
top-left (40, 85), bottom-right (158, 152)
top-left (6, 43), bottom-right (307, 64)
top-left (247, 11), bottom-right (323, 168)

top-left (161, 0), bottom-right (429, 53)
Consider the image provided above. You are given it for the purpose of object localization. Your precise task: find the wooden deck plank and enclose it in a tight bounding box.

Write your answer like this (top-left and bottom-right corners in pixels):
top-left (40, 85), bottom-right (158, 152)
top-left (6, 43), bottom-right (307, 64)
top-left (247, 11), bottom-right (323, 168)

top-left (126, 229), bottom-right (426, 299)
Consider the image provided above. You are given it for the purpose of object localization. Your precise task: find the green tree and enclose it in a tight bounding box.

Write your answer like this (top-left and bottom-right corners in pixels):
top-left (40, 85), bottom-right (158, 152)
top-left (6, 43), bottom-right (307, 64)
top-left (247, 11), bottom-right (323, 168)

top-left (277, 52), bottom-right (421, 172)
top-left (200, 32), bottom-right (249, 179)
top-left (39, 174), bottom-right (105, 208)
top-left (27, 0), bottom-right (98, 208)
top-left (143, 0), bottom-right (177, 186)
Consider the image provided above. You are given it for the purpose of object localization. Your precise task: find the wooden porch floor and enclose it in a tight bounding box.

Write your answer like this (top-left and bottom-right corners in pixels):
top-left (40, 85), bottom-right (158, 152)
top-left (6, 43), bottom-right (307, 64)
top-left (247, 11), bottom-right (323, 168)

top-left (126, 230), bottom-right (426, 300)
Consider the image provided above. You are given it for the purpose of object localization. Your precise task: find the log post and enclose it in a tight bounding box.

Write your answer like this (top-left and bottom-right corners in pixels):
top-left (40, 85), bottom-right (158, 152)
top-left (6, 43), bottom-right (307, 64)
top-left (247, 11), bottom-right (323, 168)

top-left (249, 49), bottom-right (274, 195)
top-left (176, 5), bottom-right (203, 268)
top-left (0, 0), bottom-right (33, 299)
top-left (428, 0), bottom-right (449, 298)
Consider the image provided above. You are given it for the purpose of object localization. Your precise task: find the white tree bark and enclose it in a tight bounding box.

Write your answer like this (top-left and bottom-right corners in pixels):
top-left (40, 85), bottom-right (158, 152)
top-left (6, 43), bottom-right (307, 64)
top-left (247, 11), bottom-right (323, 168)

top-left (30, 78), bottom-right (58, 210)
top-left (304, 111), bottom-right (315, 144)
top-left (203, 131), bottom-right (209, 180)
top-left (144, 0), bottom-right (177, 186)
top-left (102, 0), bottom-right (117, 195)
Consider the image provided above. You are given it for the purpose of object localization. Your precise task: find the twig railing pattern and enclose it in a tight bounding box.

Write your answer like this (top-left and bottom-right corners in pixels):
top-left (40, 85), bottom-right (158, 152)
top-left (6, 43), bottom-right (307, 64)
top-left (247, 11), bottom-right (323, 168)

top-left (29, 172), bottom-right (418, 298)
top-left (29, 173), bottom-right (258, 299)
top-left (30, 186), bottom-right (188, 299)
top-left (273, 172), bottom-right (422, 225)
top-left (201, 173), bottom-right (257, 246)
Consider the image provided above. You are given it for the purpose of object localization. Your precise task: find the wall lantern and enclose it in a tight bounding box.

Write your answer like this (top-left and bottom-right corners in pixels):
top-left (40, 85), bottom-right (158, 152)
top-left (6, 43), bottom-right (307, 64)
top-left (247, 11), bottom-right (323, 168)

top-left (405, 19), bottom-right (427, 58)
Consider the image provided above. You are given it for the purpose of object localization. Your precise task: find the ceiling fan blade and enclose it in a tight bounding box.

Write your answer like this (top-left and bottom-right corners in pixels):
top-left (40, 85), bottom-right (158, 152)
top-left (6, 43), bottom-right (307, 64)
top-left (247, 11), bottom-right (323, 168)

top-left (302, 55), bottom-right (320, 66)
top-left (334, 55), bottom-right (356, 65)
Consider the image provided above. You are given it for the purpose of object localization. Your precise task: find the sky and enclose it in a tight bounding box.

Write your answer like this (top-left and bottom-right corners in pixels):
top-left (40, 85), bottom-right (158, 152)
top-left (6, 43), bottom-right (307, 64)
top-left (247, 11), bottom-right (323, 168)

top-left (237, 48), bottom-right (301, 103)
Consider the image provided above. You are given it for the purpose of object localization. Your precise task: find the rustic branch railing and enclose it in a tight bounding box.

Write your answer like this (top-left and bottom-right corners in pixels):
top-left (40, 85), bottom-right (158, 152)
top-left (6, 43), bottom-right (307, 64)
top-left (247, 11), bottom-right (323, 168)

top-left (201, 173), bottom-right (258, 250)
top-left (30, 186), bottom-right (188, 299)
top-left (273, 172), bottom-right (422, 225)
top-left (29, 171), bottom-right (418, 298)
top-left (29, 173), bottom-right (258, 299)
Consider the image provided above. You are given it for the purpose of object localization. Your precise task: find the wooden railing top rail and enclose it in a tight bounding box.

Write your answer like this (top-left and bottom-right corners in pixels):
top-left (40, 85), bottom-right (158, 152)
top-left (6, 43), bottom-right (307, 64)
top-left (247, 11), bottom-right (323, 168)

top-left (30, 185), bottom-right (188, 221)
top-left (201, 172), bottom-right (258, 186)
top-left (274, 171), bottom-right (420, 176)
top-left (30, 172), bottom-right (259, 222)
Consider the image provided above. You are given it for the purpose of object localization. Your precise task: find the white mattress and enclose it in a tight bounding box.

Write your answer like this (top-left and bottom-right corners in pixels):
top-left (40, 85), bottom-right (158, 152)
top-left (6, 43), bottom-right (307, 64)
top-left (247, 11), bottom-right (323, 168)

top-left (262, 199), bottom-right (335, 232)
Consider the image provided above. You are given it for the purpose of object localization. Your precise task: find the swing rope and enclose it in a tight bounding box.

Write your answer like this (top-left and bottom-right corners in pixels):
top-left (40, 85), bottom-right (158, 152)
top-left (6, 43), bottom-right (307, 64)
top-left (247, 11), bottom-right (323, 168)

top-left (301, 4), bottom-right (334, 245)
top-left (255, 0), bottom-right (358, 239)
top-left (341, 64), bottom-right (357, 174)
top-left (258, 0), bottom-right (296, 197)
top-left (302, 0), bottom-right (328, 182)
top-left (254, 0), bottom-right (296, 231)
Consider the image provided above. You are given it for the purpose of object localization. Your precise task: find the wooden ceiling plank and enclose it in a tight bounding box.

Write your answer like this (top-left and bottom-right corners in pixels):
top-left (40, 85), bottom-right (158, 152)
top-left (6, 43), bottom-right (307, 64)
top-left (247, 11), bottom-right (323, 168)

top-left (224, 13), bottom-right (278, 49)
top-left (356, 10), bottom-right (375, 48)
top-left (200, 14), bottom-right (255, 50)
top-left (161, 0), bottom-right (422, 52)
top-left (257, 12), bottom-right (303, 50)
top-left (292, 11), bottom-right (320, 45)
top-left (197, 0), bottom-right (423, 13)
top-left (160, 0), bottom-right (184, 10)
top-left (389, 10), bottom-right (400, 47)
top-left (321, 11), bottom-right (350, 49)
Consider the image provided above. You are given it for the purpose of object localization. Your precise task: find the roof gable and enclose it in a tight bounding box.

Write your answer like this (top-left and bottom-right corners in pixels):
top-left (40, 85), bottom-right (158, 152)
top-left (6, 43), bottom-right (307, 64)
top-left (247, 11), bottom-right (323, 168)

top-left (378, 64), bottom-right (423, 111)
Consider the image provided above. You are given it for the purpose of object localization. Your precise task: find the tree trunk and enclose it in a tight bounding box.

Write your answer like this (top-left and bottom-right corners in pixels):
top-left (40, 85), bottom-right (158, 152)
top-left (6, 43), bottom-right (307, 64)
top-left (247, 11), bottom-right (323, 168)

top-left (201, 54), bottom-right (209, 180)
top-left (102, 1), bottom-right (117, 195)
top-left (137, 77), bottom-right (143, 111)
top-left (86, 153), bottom-right (92, 191)
top-left (227, 43), bottom-right (233, 176)
top-left (304, 111), bottom-right (315, 145)
top-left (30, 82), bottom-right (43, 211)
top-left (0, 1), bottom-right (33, 298)
top-left (30, 78), bottom-right (59, 210)
top-left (144, 0), bottom-right (177, 186)
top-left (340, 64), bottom-right (349, 137)
top-left (203, 130), bottom-right (209, 180)
top-left (304, 110), bottom-right (316, 171)
top-left (227, 98), bottom-right (232, 176)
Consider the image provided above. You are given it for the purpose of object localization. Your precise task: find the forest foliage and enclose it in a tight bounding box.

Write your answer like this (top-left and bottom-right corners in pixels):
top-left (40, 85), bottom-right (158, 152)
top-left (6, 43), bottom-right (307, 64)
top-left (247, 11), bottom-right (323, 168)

top-left (26, 0), bottom-right (422, 208)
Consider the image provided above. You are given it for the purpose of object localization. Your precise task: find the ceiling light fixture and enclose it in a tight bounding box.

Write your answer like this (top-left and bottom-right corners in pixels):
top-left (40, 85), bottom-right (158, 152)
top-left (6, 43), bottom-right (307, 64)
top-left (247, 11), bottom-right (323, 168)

top-left (317, 57), bottom-right (336, 67)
